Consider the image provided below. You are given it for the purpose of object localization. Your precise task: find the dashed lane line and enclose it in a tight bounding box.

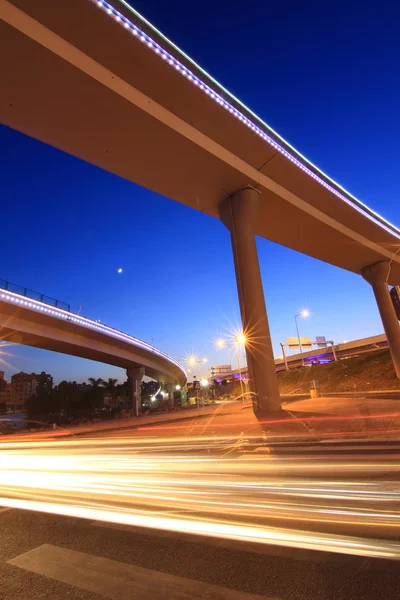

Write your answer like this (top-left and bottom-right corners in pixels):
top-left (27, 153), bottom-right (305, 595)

top-left (8, 543), bottom-right (279, 600)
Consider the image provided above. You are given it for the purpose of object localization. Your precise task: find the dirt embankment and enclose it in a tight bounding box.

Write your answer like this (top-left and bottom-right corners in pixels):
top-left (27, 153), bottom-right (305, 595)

top-left (278, 349), bottom-right (400, 394)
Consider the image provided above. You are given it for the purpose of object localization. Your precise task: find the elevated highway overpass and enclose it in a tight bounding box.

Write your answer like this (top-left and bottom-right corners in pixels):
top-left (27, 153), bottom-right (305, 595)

top-left (0, 287), bottom-right (186, 410)
top-left (276, 335), bottom-right (388, 372)
top-left (211, 334), bottom-right (389, 381)
top-left (1, 0), bottom-right (400, 416)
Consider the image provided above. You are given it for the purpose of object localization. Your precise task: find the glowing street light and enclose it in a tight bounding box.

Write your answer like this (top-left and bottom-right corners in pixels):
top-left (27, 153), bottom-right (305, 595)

top-left (184, 354), bottom-right (208, 382)
top-left (295, 309), bottom-right (310, 366)
top-left (233, 330), bottom-right (247, 403)
top-left (187, 355), bottom-right (198, 367)
top-left (214, 330), bottom-right (248, 401)
top-left (215, 337), bottom-right (230, 364)
top-left (186, 355), bottom-right (207, 367)
top-left (215, 337), bottom-right (226, 350)
top-left (175, 384), bottom-right (181, 390)
top-left (235, 332), bottom-right (247, 346)
top-left (200, 378), bottom-right (208, 387)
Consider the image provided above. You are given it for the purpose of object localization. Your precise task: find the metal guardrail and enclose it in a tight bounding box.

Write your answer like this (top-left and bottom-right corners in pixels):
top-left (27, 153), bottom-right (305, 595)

top-left (0, 279), bottom-right (70, 312)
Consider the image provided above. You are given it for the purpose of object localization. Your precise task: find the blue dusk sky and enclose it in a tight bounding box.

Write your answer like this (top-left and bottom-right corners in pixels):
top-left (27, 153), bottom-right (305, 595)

top-left (1, 0), bottom-right (399, 383)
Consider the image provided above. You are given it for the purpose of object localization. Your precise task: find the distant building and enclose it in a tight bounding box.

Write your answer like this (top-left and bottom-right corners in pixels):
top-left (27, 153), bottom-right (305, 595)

top-left (0, 371), bottom-right (11, 409)
top-left (10, 372), bottom-right (37, 411)
top-left (0, 371), bottom-right (6, 392)
top-left (0, 370), bottom-right (54, 411)
top-left (0, 383), bottom-right (12, 408)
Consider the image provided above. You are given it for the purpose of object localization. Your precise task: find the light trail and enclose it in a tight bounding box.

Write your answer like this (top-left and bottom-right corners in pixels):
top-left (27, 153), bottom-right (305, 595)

top-left (1, 436), bottom-right (400, 560)
top-left (137, 411), bottom-right (400, 431)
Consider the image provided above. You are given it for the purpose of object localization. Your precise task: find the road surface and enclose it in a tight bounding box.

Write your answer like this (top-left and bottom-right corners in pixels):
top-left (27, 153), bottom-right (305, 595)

top-left (1, 410), bottom-right (400, 600)
top-left (0, 493), bottom-right (399, 600)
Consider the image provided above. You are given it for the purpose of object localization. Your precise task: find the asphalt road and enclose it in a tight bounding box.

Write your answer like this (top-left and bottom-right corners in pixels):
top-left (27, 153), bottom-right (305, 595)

top-left (0, 494), bottom-right (399, 600)
top-left (2, 399), bottom-right (400, 600)
top-left (1, 433), bottom-right (400, 600)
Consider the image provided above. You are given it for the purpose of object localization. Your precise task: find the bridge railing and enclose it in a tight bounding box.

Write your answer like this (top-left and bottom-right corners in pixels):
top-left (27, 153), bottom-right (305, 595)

top-left (0, 279), bottom-right (70, 312)
top-left (0, 283), bottom-right (185, 374)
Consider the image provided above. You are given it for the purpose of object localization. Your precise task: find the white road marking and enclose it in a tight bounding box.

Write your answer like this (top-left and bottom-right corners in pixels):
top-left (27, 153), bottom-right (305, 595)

top-left (8, 544), bottom-right (279, 600)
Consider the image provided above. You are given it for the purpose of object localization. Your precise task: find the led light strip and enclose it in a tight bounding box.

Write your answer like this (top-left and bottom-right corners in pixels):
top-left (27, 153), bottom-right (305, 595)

top-left (90, 0), bottom-right (400, 241)
top-left (0, 290), bottom-right (185, 374)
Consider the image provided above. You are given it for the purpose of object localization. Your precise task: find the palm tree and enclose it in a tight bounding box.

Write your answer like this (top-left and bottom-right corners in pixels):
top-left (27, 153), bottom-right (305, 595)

top-left (102, 377), bottom-right (118, 390)
top-left (87, 377), bottom-right (105, 410)
top-left (87, 377), bottom-right (104, 388)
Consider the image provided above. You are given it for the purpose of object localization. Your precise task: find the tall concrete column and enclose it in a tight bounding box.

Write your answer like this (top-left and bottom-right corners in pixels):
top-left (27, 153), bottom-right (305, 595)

top-left (165, 383), bottom-right (175, 408)
top-left (362, 261), bottom-right (400, 378)
top-left (219, 187), bottom-right (281, 417)
top-left (126, 366), bottom-right (145, 416)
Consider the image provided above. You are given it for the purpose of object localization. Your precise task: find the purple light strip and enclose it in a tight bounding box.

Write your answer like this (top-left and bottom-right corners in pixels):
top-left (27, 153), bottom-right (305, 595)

top-left (0, 290), bottom-right (185, 375)
top-left (90, 0), bottom-right (400, 241)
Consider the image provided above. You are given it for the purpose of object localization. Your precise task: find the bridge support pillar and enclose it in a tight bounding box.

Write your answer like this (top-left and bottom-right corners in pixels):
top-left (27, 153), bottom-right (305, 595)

top-left (166, 383), bottom-right (175, 408)
top-left (219, 187), bottom-right (281, 418)
top-left (126, 366), bottom-right (145, 416)
top-left (362, 261), bottom-right (400, 378)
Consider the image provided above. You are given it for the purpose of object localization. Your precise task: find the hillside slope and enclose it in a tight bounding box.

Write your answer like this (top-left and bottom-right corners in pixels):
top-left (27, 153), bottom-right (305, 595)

top-left (278, 349), bottom-right (399, 394)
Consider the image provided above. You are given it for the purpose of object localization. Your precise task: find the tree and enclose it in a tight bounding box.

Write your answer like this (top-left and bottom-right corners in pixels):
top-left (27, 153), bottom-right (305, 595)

top-left (141, 380), bottom-right (159, 397)
top-left (55, 380), bottom-right (80, 413)
top-left (88, 377), bottom-right (105, 388)
top-left (26, 389), bottom-right (54, 423)
top-left (101, 377), bottom-right (118, 391)
top-left (101, 378), bottom-right (118, 406)
top-left (115, 380), bottom-right (128, 407)
top-left (87, 377), bottom-right (105, 410)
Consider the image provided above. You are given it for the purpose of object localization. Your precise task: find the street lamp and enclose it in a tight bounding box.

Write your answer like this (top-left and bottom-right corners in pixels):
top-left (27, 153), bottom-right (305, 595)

top-left (187, 355), bottom-right (197, 367)
top-left (215, 336), bottom-right (235, 376)
top-left (215, 338), bottom-right (226, 350)
top-left (215, 332), bottom-right (248, 401)
top-left (234, 331), bottom-right (247, 403)
top-left (235, 332), bottom-right (246, 346)
top-left (185, 354), bottom-right (208, 380)
top-left (295, 309), bottom-right (309, 366)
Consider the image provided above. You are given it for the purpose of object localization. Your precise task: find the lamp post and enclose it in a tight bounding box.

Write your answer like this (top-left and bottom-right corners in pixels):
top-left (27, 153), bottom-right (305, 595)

top-left (186, 355), bottom-right (208, 379)
top-left (215, 335), bottom-right (246, 402)
top-left (186, 354), bottom-right (208, 405)
top-left (294, 309), bottom-right (309, 366)
top-left (280, 342), bottom-right (289, 371)
top-left (215, 337), bottom-right (233, 370)
top-left (234, 332), bottom-right (246, 403)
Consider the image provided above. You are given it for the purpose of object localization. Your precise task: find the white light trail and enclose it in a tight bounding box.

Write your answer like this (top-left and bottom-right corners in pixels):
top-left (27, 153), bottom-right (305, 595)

top-left (1, 436), bottom-right (400, 560)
